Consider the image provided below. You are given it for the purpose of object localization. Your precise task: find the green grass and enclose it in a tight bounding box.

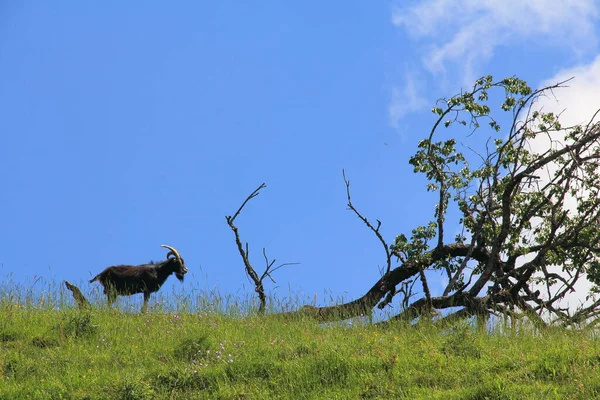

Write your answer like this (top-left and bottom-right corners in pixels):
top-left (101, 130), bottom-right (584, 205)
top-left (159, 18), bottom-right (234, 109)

top-left (2, 297), bottom-right (600, 399)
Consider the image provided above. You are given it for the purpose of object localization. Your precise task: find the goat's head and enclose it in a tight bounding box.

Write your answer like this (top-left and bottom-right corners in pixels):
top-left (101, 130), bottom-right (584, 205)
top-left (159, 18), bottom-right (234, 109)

top-left (161, 244), bottom-right (188, 282)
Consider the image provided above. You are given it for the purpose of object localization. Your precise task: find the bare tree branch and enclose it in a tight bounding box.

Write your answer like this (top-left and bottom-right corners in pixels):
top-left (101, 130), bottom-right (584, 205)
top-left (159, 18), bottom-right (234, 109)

top-left (260, 248), bottom-right (299, 284)
top-left (226, 183), bottom-right (298, 314)
top-left (228, 183), bottom-right (266, 224)
top-left (226, 184), bottom-right (268, 313)
top-left (343, 169), bottom-right (393, 274)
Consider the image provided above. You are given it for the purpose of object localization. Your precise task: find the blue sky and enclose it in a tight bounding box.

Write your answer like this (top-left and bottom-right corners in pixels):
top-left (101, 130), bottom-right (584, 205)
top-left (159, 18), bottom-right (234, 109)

top-left (1, 2), bottom-right (600, 312)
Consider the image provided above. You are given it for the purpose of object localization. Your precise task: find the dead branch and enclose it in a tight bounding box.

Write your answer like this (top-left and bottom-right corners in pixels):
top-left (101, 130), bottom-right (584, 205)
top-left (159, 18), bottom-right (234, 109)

top-left (228, 183), bottom-right (266, 224)
top-left (343, 169), bottom-right (393, 273)
top-left (260, 248), bottom-right (299, 284)
top-left (226, 183), bottom-right (297, 314)
top-left (226, 183), bottom-right (267, 313)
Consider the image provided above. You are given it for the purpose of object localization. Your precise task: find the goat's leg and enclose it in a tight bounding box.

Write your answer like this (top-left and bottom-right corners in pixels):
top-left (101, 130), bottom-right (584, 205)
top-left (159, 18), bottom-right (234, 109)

top-left (141, 292), bottom-right (150, 313)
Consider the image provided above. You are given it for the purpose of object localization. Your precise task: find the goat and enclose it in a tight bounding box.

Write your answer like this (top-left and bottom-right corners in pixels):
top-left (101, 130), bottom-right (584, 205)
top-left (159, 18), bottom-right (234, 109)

top-left (89, 244), bottom-right (188, 312)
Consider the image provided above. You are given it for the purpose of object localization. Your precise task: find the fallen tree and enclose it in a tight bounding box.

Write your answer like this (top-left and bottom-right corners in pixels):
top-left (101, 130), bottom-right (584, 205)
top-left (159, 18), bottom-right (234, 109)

top-left (231, 76), bottom-right (600, 327)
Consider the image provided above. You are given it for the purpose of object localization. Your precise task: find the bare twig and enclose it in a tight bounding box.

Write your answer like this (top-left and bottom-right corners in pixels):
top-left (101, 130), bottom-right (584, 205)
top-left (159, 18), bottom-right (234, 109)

top-left (343, 169), bottom-right (393, 274)
top-left (260, 248), bottom-right (299, 284)
top-left (228, 183), bottom-right (266, 224)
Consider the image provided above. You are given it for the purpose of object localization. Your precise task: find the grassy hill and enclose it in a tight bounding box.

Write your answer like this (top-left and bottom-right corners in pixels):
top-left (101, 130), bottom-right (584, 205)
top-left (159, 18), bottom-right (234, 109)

top-left (1, 296), bottom-right (600, 399)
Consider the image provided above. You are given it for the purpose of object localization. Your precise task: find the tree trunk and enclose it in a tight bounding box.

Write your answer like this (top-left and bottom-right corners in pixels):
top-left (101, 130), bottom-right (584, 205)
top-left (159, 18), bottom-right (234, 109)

top-left (64, 281), bottom-right (91, 310)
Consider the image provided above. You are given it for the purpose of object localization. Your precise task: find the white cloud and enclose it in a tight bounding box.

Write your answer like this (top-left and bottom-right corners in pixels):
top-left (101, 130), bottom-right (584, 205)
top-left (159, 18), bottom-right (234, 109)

top-left (388, 72), bottom-right (428, 128)
top-left (393, 0), bottom-right (599, 82)
top-left (537, 56), bottom-right (600, 126)
top-left (389, 0), bottom-right (600, 126)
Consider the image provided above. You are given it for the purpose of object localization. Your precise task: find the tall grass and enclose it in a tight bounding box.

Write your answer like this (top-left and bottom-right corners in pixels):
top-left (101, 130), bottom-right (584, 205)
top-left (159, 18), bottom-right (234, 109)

top-left (1, 280), bottom-right (600, 399)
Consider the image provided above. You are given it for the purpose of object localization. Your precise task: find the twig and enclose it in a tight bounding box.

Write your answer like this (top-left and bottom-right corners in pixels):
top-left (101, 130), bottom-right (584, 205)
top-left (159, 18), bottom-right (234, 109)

top-left (228, 183), bottom-right (266, 224)
top-left (342, 170), bottom-right (393, 274)
top-left (260, 248), bottom-right (299, 284)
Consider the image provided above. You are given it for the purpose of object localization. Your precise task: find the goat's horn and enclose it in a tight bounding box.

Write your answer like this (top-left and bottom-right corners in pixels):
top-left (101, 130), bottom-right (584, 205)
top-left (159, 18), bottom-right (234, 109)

top-left (160, 244), bottom-right (182, 263)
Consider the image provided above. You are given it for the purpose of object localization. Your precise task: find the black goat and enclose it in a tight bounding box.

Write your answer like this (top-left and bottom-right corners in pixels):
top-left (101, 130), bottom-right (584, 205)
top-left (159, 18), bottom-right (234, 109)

top-left (89, 244), bottom-right (188, 312)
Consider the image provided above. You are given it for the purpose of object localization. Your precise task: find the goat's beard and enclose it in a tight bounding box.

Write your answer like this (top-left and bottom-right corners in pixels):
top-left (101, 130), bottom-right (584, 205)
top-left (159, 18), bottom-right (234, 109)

top-left (176, 272), bottom-right (185, 282)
